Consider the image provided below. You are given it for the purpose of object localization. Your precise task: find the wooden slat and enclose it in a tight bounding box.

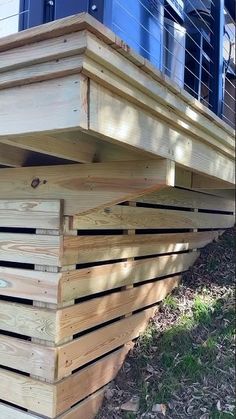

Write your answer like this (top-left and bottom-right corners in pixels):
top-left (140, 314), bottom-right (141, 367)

top-left (59, 235), bottom-right (218, 301)
top-left (0, 160), bottom-right (174, 215)
top-left (72, 205), bottom-right (234, 230)
top-left (56, 344), bottom-right (132, 416)
top-left (137, 187), bottom-right (235, 212)
top-left (0, 233), bottom-right (61, 265)
top-left (0, 266), bottom-right (60, 303)
top-left (89, 81), bottom-right (235, 185)
top-left (0, 55), bottom-right (84, 90)
top-left (0, 274), bottom-right (181, 342)
top-left (0, 301), bottom-right (56, 341)
top-left (0, 335), bottom-right (56, 380)
top-left (0, 143), bottom-right (30, 167)
top-left (62, 232), bottom-right (203, 265)
top-left (58, 387), bottom-right (106, 419)
top-left (0, 75), bottom-right (88, 136)
top-left (0, 369), bottom-right (55, 418)
top-left (0, 199), bottom-right (62, 229)
top-left (57, 306), bottom-right (156, 379)
top-left (0, 345), bottom-right (131, 417)
top-left (57, 275), bottom-right (181, 342)
top-left (0, 31), bottom-right (87, 73)
top-left (0, 388), bottom-right (106, 419)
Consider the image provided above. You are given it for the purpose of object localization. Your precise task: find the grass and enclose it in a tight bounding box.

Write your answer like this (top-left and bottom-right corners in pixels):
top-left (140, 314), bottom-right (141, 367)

top-left (97, 229), bottom-right (235, 419)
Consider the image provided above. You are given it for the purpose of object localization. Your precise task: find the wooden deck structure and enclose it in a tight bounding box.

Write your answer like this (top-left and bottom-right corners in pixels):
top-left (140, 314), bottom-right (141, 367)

top-left (0, 12), bottom-right (235, 419)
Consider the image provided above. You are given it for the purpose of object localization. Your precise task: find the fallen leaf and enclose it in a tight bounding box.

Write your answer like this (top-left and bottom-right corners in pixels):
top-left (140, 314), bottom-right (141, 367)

top-left (217, 400), bottom-right (222, 411)
top-left (200, 414), bottom-right (209, 419)
top-left (121, 396), bottom-right (139, 413)
top-left (152, 403), bottom-right (167, 415)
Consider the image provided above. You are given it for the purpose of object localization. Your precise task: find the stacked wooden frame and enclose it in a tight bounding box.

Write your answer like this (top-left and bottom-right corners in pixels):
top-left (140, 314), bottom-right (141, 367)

top-left (0, 12), bottom-right (235, 419)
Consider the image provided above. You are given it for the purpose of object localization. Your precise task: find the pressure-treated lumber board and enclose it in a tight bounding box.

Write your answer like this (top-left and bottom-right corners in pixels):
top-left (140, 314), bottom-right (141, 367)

top-left (59, 231), bottom-right (217, 300)
top-left (0, 334), bottom-right (56, 380)
top-left (57, 306), bottom-right (156, 379)
top-left (0, 386), bottom-right (106, 418)
top-left (89, 82), bottom-right (235, 185)
top-left (0, 345), bottom-right (131, 417)
top-left (83, 33), bottom-right (234, 147)
top-left (62, 233), bottom-right (202, 265)
top-left (0, 31), bottom-right (87, 73)
top-left (0, 143), bottom-right (30, 167)
top-left (56, 344), bottom-right (132, 416)
top-left (0, 160), bottom-right (174, 214)
top-left (137, 187), bottom-right (235, 212)
top-left (192, 173), bottom-right (236, 190)
top-left (0, 233), bottom-right (61, 265)
top-left (0, 199), bottom-right (62, 229)
top-left (56, 275), bottom-right (181, 342)
top-left (58, 387), bottom-right (106, 419)
top-left (0, 133), bottom-right (97, 163)
top-left (0, 368), bottom-right (54, 417)
top-left (72, 205), bottom-right (234, 230)
top-left (0, 274), bottom-right (181, 342)
top-left (0, 14), bottom-right (233, 139)
top-left (0, 266), bottom-right (60, 303)
top-left (0, 74), bottom-right (88, 136)
top-left (0, 301), bottom-right (56, 341)
top-left (82, 53), bottom-right (233, 157)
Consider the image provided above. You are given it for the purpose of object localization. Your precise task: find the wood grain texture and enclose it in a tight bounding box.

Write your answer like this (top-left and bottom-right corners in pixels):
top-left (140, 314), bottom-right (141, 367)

top-left (82, 52), bottom-right (233, 157)
top-left (58, 387), bottom-right (106, 419)
top-left (0, 75), bottom-right (88, 137)
top-left (63, 232), bottom-right (200, 265)
top-left (0, 335), bottom-right (56, 380)
top-left (0, 266), bottom-right (60, 303)
top-left (59, 251), bottom-right (199, 302)
top-left (137, 187), bottom-right (235, 212)
top-left (56, 344), bottom-right (132, 415)
top-left (0, 301), bottom-right (56, 341)
top-left (72, 205), bottom-right (234, 230)
top-left (0, 233), bottom-right (61, 265)
top-left (57, 275), bottom-right (181, 341)
top-left (89, 81), bottom-right (234, 185)
top-left (0, 143), bottom-right (30, 167)
top-left (0, 368), bottom-right (55, 417)
top-left (57, 306), bottom-right (156, 379)
top-left (0, 160), bottom-right (173, 215)
top-left (0, 199), bottom-right (62, 229)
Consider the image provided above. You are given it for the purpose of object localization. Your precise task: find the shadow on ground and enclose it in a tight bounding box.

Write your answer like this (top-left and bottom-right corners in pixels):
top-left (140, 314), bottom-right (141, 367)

top-left (97, 228), bottom-right (235, 419)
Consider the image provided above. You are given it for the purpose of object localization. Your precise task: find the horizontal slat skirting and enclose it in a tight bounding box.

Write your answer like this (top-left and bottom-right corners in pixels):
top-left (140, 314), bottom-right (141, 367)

top-left (0, 404), bottom-right (39, 419)
top-left (0, 266), bottom-right (60, 303)
top-left (62, 231), bottom-right (215, 266)
top-left (0, 345), bottom-right (131, 417)
top-left (0, 274), bottom-right (181, 342)
top-left (57, 306), bottom-right (156, 379)
top-left (0, 334), bottom-right (56, 381)
top-left (0, 233), bottom-right (61, 265)
top-left (0, 200), bottom-right (62, 229)
top-left (59, 238), bottom-right (214, 302)
top-left (0, 306), bottom-right (155, 381)
top-left (137, 187), bottom-right (235, 212)
top-left (0, 230), bottom-right (216, 266)
top-left (72, 205), bottom-right (235, 230)
top-left (0, 250), bottom-right (197, 303)
top-left (57, 275), bottom-right (181, 342)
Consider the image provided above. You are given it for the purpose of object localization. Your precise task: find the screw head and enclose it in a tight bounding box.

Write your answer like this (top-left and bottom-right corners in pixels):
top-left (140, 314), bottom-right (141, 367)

top-left (91, 4), bottom-right (97, 11)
